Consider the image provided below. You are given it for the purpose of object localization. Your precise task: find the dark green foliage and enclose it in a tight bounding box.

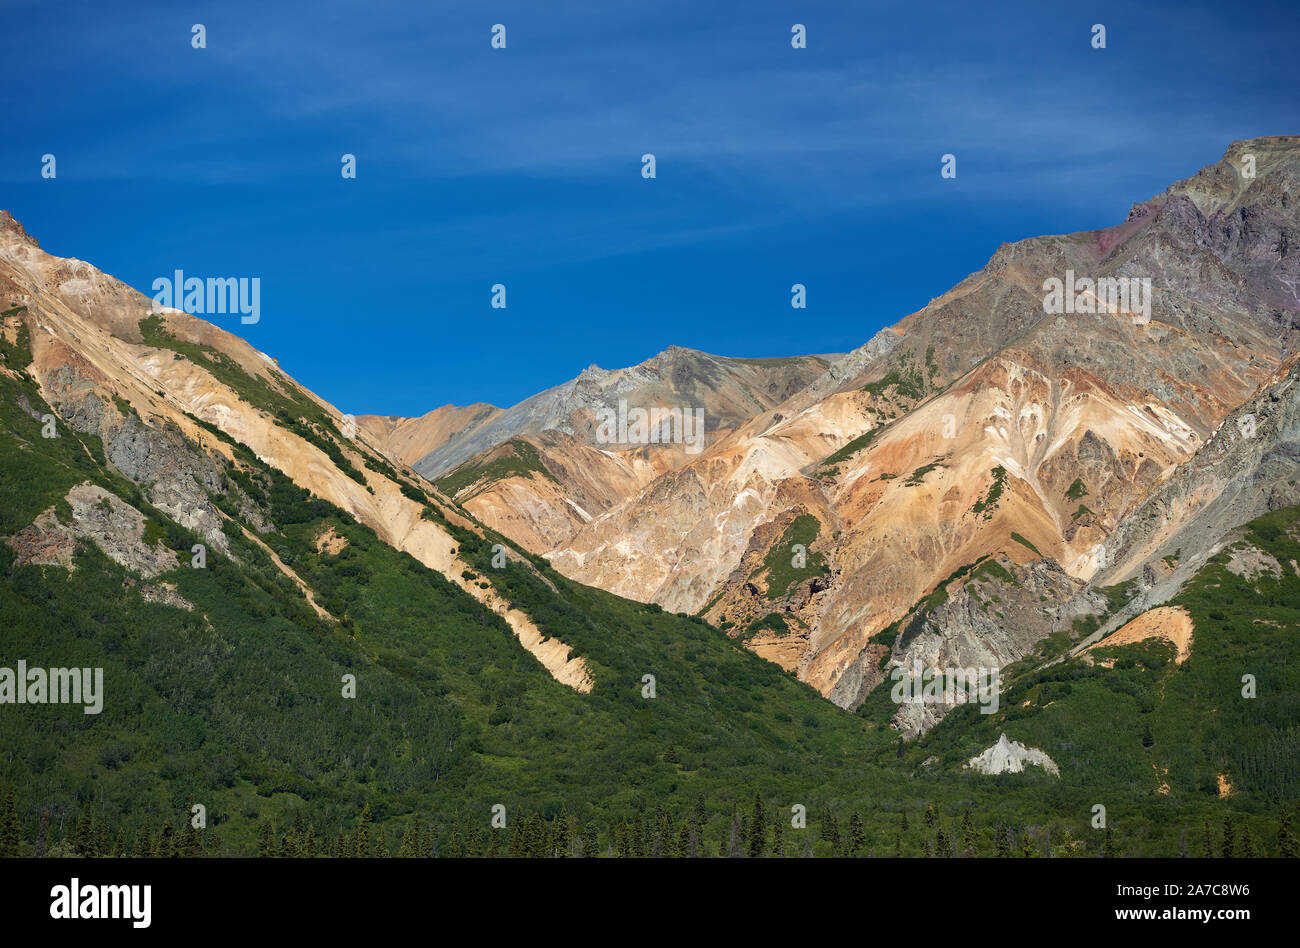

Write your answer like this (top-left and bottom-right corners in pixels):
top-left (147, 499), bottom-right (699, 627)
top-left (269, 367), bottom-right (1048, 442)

top-left (759, 513), bottom-right (827, 599)
top-left (861, 353), bottom-right (928, 402)
top-left (1010, 532), bottom-right (1041, 557)
top-left (905, 460), bottom-right (947, 486)
top-left (2, 352), bottom-right (1296, 856)
top-left (743, 612), bottom-right (789, 640)
top-left (435, 439), bottom-right (557, 499)
top-left (972, 466), bottom-right (1007, 517)
top-left (138, 315), bottom-right (367, 485)
top-left (820, 423), bottom-right (886, 467)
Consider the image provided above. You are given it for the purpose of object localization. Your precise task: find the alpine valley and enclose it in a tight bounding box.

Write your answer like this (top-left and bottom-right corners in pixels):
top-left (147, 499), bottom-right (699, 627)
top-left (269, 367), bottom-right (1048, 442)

top-left (2, 137), bottom-right (1298, 858)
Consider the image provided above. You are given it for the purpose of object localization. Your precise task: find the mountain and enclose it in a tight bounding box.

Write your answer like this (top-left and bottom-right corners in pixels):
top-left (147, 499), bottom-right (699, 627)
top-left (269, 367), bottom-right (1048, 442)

top-left (363, 347), bottom-right (836, 555)
top-left (0, 208), bottom-right (889, 853)
top-left (0, 210), bottom-right (593, 692)
top-left (415, 136), bottom-right (1300, 716)
top-left (355, 403), bottom-right (502, 468)
top-left (397, 346), bottom-right (837, 479)
top-left (2, 140), bottom-right (1298, 858)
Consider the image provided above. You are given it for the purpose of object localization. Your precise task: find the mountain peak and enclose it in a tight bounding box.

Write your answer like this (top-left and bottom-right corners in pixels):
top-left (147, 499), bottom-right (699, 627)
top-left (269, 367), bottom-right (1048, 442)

top-left (0, 210), bottom-right (36, 247)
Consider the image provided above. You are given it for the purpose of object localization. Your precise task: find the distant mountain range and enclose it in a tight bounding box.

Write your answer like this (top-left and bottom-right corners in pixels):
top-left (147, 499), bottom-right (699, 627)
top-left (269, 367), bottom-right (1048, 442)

top-left (2, 136), bottom-right (1297, 857)
top-left (364, 136), bottom-right (1300, 717)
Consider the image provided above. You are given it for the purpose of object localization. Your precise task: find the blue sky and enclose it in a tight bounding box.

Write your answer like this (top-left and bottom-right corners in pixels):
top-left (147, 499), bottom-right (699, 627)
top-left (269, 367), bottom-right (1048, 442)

top-left (2, 0), bottom-right (1298, 415)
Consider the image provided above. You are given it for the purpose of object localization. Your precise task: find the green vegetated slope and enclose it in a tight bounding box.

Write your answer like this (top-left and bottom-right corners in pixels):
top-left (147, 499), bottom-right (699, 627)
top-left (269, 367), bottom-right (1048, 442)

top-left (434, 438), bottom-right (556, 500)
top-left (0, 356), bottom-right (900, 855)
top-left (1, 332), bottom-right (1297, 857)
top-left (759, 513), bottom-right (828, 599)
top-left (852, 508), bottom-right (1300, 855)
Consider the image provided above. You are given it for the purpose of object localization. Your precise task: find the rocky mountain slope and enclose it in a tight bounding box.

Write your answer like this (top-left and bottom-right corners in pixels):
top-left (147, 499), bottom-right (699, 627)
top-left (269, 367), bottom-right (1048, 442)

top-left (416, 136), bottom-right (1300, 714)
top-left (361, 347), bottom-right (836, 556)
top-left (2, 137), bottom-right (1298, 854)
top-left (355, 403), bottom-right (502, 468)
top-left (0, 210), bottom-right (592, 691)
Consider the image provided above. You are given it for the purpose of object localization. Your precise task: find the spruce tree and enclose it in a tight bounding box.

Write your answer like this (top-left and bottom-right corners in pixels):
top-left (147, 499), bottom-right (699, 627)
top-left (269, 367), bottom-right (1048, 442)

top-left (748, 794), bottom-right (766, 858)
top-left (676, 821), bottom-right (696, 858)
top-left (771, 810), bottom-right (787, 858)
top-left (848, 813), bottom-right (865, 856)
top-left (134, 823), bottom-right (152, 858)
top-left (180, 797), bottom-right (200, 857)
top-left (565, 813), bottom-right (580, 858)
top-left (1278, 807), bottom-right (1298, 857)
top-left (35, 811), bottom-right (48, 858)
top-left (400, 818), bottom-right (420, 857)
top-left (157, 824), bottom-right (175, 858)
top-left (1019, 829), bottom-right (1034, 858)
top-left (960, 809), bottom-right (977, 856)
top-left (258, 820), bottom-right (276, 858)
top-left (74, 812), bottom-right (92, 857)
top-left (651, 807), bottom-right (667, 858)
top-left (630, 814), bottom-right (644, 858)
top-left (354, 805), bottom-right (372, 858)
top-left (0, 790), bottom-right (19, 857)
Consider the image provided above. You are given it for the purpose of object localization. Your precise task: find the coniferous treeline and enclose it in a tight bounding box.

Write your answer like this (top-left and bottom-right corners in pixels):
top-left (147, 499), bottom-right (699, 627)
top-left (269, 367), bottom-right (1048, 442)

top-left (2, 787), bottom-right (1296, 859)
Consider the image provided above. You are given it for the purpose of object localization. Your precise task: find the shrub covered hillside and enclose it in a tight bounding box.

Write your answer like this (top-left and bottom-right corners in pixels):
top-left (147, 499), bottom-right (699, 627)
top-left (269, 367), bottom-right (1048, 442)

top-left (1, 327), bottom-right (1297, 858)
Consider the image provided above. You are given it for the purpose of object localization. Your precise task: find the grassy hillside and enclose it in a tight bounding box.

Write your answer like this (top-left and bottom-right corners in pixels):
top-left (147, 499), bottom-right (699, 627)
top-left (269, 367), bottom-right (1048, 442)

top-left (1, 333), bottom-right (1296, 857)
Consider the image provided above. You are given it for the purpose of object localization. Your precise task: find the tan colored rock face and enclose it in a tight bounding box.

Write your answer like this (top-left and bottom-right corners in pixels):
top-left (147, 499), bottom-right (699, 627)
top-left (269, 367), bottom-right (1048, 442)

top-left (411, 138), bottom-right (1299, 709)
top-left (356, 403), bottom-right (502, 468)
top-left (4, 138), bottom-right (1296, 713)
top-left (1085, 606), bottom-right (1194, 664)
top-left (0, 211), bottom-right (592, 693)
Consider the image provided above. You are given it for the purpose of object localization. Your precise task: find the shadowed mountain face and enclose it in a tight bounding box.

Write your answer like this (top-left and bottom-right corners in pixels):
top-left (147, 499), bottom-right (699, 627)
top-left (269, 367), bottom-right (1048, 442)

top-left (402, 136), bottom-right (1300, 710)
top-left (402, 346), bottom-right (837, 479)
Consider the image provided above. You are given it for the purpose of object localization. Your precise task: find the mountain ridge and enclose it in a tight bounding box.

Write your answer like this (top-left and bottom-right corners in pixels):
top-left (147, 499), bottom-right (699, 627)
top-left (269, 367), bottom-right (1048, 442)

top-left (405, 136), bottom-right (1300, 710)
